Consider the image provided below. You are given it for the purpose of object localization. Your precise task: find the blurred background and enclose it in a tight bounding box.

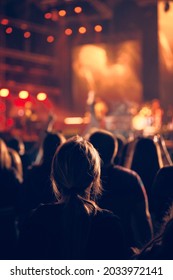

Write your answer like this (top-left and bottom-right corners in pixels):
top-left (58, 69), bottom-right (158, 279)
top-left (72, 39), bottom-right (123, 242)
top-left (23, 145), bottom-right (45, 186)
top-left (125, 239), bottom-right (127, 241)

top-left (0, 0), bottom-right (173, 142)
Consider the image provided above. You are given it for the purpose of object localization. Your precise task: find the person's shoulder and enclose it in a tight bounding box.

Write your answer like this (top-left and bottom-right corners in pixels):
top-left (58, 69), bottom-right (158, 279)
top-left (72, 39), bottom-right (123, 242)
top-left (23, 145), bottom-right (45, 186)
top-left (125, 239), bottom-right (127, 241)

top-left (94, 207), bottom-right (120, 222)
top-left (113, 164), bottom-right (138, 177)
top-left (29, 203), bottom-right (63, 222)
top-left (111, 165), bottom-right (143, 186)
top-left (158, 165), bottom-right (173, 176)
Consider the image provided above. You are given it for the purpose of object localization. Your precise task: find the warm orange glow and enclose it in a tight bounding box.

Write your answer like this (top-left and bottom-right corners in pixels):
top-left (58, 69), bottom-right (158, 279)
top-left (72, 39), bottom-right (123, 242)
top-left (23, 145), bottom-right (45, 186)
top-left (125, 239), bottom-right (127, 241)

top-left (20, 23), bottom-right (28, 30)
top-left (24, 31), bottom-right (31, 38)
top-left (64, 117), bottom-right (84, 125)
top-left (19, 90), bottom-right (29, 99)
top-left (74, 6), bottom-right (82, 14)
top-left (0, 88), bottom-right (9, 97)
top-left (132, 115), bottom-right (147, 131)
top-left (37, 92), bottom-right (47, 101)
top-left (79, 26), bottom-right (86, 34)
top-left (44, 13), bottom-right (52, 19)
top-left (65, 28), bottom-right (73, 36)
top-left (1, 18), bottom-right (9, 25)
top-left (59, 10), bottom-right (66, 17)
top-left (47, 35), bottom-right (55, 43)
top-left (94, 25), bottom-right (102, 32)
top-left (25, 109), bottom-right (32, 117)
top-left (73, 42), bottom-right (142, 110)
top-left (6, 27), bottom-right (13, 34)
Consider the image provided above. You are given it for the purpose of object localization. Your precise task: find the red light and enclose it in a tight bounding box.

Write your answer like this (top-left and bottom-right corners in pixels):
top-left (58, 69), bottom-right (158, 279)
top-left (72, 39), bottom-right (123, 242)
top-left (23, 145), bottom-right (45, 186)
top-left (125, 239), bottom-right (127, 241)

top-left (44, 12), bottom-right (52, 19)
top-left (24, 31), bottom-right (31, 38)
top-left (47, 35), bottom-right (55, 43)
top-left (6, 27), bottom-right (13, 34)
top-left (65, 28), bottom-right (73, 36)
top-left (1, 18), bottom-right (9, 25)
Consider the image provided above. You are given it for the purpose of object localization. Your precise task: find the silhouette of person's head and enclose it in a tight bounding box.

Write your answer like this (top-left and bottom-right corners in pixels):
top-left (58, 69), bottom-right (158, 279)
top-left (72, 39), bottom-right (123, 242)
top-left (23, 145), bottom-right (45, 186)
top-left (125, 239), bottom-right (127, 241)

top-left (51, 135), bottom-right (101, 201)
top-left (42, 131), bottom-right (66, 164)
top-left (88, 129), bottom-right (118, 165)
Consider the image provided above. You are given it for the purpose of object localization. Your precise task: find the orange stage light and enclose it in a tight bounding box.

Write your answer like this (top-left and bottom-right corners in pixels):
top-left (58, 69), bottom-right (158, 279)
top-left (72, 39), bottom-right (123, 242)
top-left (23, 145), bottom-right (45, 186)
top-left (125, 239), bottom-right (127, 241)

top-left (59, 10), bottom-right (66, 17)
top-left (94, 25), bottom-right (102, 32)
top-left (44, 13), bottom-right (52, 19)
top-left (74, 7), bottom-right (82, 14)
top-left (79, 26), bottom-right (86, 34)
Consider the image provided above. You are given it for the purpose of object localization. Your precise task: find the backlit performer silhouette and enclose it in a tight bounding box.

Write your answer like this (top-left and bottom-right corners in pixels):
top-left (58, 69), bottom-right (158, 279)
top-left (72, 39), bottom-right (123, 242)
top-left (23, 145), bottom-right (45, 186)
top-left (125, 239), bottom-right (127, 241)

top-left (84, 90), bottom-right (108, 133)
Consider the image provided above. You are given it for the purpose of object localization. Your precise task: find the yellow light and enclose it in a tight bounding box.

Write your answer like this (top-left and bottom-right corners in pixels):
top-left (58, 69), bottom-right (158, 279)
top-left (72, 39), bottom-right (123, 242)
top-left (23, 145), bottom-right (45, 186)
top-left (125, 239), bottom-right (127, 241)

top-left (59, 10), bottom-right (66, 17)
top-left (94, 25), bottom-right (102, 32)
top-left (0, 88), bottom-right (9, 97)
top-left (47, 35), bottom-right (54, 43)
top-left (74, 7), bottom-right (82, 14)
top-left (37, 92), bottom-right (47, 101)
top-left (132, 115), bottom-right (147, 131)
top-left (64, 117), bottom-right (83, 125)
top-left (6, 27), bottom-right (13, 34)
top-left (79, 26), bottom-right (86, 34)
top-left (65, 28), bottom-right (73, 36)
top-left (19, 90), bottom-right (29, 99)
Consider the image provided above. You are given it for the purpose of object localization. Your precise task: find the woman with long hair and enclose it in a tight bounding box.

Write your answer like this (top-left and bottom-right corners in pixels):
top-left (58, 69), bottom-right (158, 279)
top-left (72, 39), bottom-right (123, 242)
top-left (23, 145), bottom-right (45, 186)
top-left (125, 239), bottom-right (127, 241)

top-left (18, 135), bottom-right (126, 260)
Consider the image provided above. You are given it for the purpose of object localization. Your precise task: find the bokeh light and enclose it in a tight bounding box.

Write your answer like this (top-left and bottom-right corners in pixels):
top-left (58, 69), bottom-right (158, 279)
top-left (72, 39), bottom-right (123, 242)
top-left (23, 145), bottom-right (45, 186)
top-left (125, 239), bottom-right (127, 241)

top-left (79, 26), bottom-right (86, 34)
top-left (6, 27), bottom-right (13, 34)
top-left (65, 28), bottom-right (73, 36)
top-left (94, 25), bottom-right (103, 32)
top-left (0, 88), bottom-right (9, 97)
top-left (47, 35), bottom-right (55, 43)
top-left (1, 18), bottom-right (9, 25)
top-left (44, 12), bottom-right (52, 20)
top-left (74, 7), bottom-right (82, 14)
top-left (59, 10), bottom-right (66, 17)
top-left (37, 92), bottom-right (47, 101)
top-left (24, 31), bottom-right (31, 38)
top-left (19, 90), bottom-right (29, 99)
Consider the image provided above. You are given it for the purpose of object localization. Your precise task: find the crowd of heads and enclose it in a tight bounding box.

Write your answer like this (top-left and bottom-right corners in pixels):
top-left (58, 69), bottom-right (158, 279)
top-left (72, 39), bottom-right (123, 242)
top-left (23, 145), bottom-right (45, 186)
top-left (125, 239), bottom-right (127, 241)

top-left (0, 126), bottom-right (173, 260)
